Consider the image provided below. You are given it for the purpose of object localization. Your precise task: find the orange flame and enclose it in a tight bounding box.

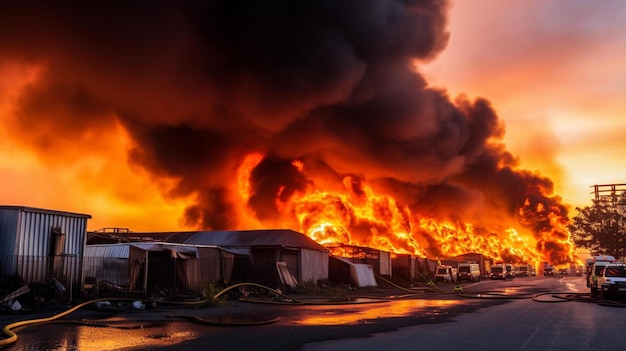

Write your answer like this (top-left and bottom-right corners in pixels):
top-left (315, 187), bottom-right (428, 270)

top-left (237, 153), bottom-right (576, 266)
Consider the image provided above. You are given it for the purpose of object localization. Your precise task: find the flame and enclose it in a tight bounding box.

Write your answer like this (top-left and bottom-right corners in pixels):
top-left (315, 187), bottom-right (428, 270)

top-left (284, 177), bottom-right (423, 256)
top-left (238, 153), bottom-right (577, 266)
top-left (237, 152), bottom-right (265, 200)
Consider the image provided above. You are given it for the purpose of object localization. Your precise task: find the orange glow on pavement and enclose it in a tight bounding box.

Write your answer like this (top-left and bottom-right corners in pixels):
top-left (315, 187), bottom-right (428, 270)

top-left (294, 299), bottom-right (459, 326)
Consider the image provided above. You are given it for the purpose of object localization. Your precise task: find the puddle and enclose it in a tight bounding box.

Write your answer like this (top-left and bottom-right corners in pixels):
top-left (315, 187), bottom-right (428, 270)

top-left (293, 299), bottom-right (461, 325)
top-left (12, 323), bottom-right (198, 351)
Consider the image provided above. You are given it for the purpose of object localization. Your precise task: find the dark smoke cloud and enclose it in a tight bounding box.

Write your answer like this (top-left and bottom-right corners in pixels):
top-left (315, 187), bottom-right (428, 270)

top-left (1, 0), bottom-right (571, 261)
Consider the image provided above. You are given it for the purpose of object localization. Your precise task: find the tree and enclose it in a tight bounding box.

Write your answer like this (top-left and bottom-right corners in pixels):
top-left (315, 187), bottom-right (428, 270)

top-left (568, 199), bottom-right (626, 258)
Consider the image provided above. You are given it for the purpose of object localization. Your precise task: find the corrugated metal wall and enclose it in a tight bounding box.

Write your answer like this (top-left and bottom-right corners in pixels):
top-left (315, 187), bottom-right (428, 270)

top-left (83, 243), bottom-right (231, 294)
top-left (0, 206), bottom-right (90, 300)
top-left (0, 209), bottom-right (19, 275)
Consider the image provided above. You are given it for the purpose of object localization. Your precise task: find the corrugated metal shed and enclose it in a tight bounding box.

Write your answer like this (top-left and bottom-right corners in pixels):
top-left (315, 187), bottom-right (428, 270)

top-left (84, 242), bottom-right (234, 294)
top-left (177, 230), bottom-right (329, 286)
top-left (86, 229), bottom-right (330, 286)
top-left (0, 206), bottom-right (91, 298)
top-left (327, 244), bottom-right (392, 276)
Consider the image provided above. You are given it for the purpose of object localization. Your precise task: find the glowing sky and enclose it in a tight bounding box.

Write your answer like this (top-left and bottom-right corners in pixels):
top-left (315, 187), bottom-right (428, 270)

top-left (423, 0), bottom-right (626, 209)
top-left (0, 0), bottom-right (624, 234)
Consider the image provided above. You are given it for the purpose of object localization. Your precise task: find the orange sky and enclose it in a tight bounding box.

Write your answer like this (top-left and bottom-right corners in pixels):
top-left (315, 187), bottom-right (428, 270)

top-left (0, 0), bottom-right (624, 240)
top-left (422, 0), bottom-right (626, 210)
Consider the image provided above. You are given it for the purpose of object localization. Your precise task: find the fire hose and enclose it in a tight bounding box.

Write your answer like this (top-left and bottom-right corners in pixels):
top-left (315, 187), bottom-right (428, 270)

top-left (0, 297), bottom-right (155, 347)
top-left (531, 291), bottom-right (626, 307)
top-left (0, 284), bottom-right (234, 347)
top-left (0, 282), bottom-right (389, 347)
top-left (5, 282), bottom-right (624, 346)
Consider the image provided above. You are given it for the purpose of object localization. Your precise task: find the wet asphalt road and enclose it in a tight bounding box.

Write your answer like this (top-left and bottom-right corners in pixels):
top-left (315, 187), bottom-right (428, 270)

top-left (1, 276), bottom-right (623, 351)
top-left (305, 277), bottom-right (626, 351)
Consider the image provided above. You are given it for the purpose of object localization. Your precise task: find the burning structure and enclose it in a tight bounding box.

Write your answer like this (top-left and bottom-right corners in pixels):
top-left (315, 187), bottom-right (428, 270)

top-left (0, 0), bottom-right (575, 270)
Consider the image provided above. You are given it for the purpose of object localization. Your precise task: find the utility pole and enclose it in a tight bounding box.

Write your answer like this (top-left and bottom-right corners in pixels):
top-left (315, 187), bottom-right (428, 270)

top-left (616, 192), bottom-right (626, 262)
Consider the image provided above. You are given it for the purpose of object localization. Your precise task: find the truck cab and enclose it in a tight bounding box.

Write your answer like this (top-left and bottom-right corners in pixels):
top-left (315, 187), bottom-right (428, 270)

top-left (516, 264), bottom-right (530, 277)
top-left (597, 263), bottom-right (626, 298)
top-left (490, 264), bottom-right (507, 280)
top-left (505, 263), bottom-right (515, 279)
top-left (543, 264), bottom-right (555, 276)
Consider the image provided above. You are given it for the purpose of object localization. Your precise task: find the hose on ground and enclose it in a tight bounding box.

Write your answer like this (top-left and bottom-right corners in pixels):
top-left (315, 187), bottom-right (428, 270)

top-left (0, 281), bottom-right (390, 346)
top-left (531, 292), bottom-right (589, 303)
top-left (0, 283), bottom-right (241, 347)
top-left (375, 274), bottom-right (443, 295)
top-left (0, 297), bottom-right (173, 347)
top-left (457, 291), bottom-right (531, 299)
top-left (531, 291), bottom-right (626, 307)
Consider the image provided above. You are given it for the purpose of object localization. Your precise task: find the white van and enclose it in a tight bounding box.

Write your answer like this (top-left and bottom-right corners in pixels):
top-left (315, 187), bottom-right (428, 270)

top-left (586, 255), bottom-right (616, 288)
top-left (598, 263), bottom-right (626, 298)
top-left (590, 260), bottom-right (614, 297)
top-left (490, 264), bottom-right (507, 280)
top-left (435, 265), bottom-right (457, 283)
top-left (457, 262), bottom-right (480, 282)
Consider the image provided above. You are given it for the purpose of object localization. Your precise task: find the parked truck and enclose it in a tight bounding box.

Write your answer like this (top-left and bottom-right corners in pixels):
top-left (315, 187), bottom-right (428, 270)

top-left (596, 263), bottom-right (626, 298)
top-left (505, 263), bottom-right (515, 279)
top-left (490, 264), bottom-right (507, 280)
top-left (589, 256), bottom-right (617, 297)
top-left (586, 255), bottom-right (616, 288)
top-left (435, 265), bottom-right (458, 283)
top-left (457, 262), bottom-right (481, 282)
top-left (515, 264), bottom-right (533, 277)
top-left (543, 264), bottom-right (555, 276)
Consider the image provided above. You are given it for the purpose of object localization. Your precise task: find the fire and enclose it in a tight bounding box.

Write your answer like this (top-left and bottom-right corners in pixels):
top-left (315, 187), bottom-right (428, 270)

top-left (286, 177), bottom-right (424, 256)
top-left (237, 152), bottom-right (265, 200)
top-left (237, 153), bottom-right (577, 265)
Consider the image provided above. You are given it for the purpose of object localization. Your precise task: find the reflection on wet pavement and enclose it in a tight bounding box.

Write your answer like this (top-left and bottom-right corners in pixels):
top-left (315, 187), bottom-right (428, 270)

top-left (14, 322), bottom-right (197, 351)
top-left (293, 299), bottom-right (460, 325)
top-left (7, 298), bottom-right (465, 350)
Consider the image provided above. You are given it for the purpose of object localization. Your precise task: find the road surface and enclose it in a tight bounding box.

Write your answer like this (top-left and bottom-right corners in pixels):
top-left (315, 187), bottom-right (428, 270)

top-left (305, 276), bottom-right (626, 351)
top-left (2, 275), bottom-right (625, 350)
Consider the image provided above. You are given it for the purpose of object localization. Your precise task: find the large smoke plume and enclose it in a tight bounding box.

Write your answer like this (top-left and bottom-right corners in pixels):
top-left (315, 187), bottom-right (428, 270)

top-left (1, 0), bottom-right (572, 263)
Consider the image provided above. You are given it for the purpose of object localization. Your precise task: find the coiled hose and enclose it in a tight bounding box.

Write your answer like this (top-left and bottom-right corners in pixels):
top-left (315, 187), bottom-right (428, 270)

top-left (531, 291), bottom-right (626, 307)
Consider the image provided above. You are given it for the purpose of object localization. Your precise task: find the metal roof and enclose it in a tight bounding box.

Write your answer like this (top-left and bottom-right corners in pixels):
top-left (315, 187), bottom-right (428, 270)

top-left (0, 205), bottom-right (91, 219)
top-left (89, 229), bottom-right (329, 252)
top-left (85, 242), bottom-right (203, 258)
top-left (182, 230), bottom-right (328, 251)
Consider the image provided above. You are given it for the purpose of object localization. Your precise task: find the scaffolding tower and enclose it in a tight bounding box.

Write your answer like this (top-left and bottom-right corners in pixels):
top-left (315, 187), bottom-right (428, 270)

top-left (591, 183), bottom-right (626, 203)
